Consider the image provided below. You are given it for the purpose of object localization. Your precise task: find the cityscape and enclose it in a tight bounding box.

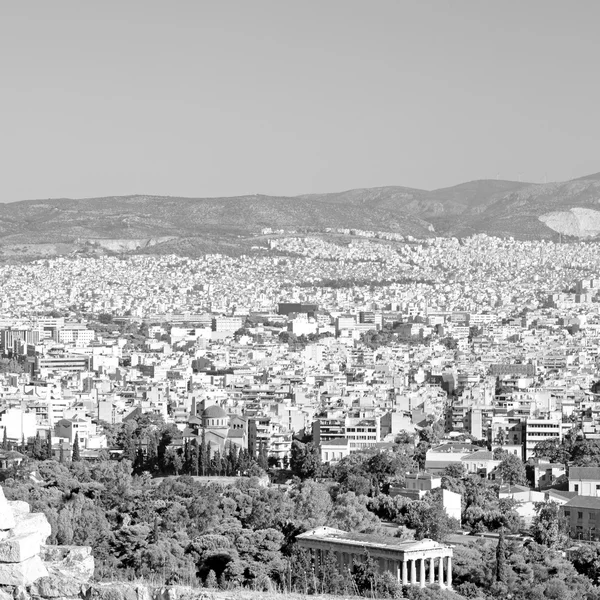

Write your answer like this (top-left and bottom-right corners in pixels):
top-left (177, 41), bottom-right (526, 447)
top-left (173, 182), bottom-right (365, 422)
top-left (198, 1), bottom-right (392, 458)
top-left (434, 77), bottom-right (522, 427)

top-left (1, 230), bottom-right (600, 599)
top-left (3, 1), bottom-right (600, 599)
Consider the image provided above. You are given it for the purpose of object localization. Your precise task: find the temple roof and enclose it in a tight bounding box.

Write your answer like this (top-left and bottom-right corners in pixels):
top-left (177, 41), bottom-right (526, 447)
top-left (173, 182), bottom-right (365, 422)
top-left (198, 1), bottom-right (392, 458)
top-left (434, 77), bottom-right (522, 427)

top-left (297, 526), bottom-right (450, 554)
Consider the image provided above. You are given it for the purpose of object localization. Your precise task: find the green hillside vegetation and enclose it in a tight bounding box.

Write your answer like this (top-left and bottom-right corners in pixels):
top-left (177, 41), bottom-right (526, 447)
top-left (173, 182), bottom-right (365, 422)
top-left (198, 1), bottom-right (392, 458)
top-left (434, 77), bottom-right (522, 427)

top-left (3, 422), bottom-right (600, 599)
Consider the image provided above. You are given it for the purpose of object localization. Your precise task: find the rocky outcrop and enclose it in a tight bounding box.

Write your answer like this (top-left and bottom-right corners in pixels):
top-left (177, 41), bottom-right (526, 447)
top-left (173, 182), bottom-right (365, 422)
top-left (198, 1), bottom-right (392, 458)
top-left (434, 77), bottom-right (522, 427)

top-left (0, 486), bottom-right (94, 599)
top-left (539, 207), bottom-right (600, 237)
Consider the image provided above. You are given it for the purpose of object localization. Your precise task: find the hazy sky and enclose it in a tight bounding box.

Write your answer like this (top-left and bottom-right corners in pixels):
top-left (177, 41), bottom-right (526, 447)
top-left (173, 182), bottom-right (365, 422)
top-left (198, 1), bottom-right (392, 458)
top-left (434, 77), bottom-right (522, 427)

top-left (2, 1), bottom-right (599, 201)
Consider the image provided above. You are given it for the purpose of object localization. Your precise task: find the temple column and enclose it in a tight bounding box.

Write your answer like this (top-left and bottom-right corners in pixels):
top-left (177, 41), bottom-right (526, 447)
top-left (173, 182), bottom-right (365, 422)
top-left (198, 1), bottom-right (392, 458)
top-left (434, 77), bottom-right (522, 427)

top-left (402, 560), bottom-right (408, 585)
top-left (438, 555), bottom-right (445, 588)
top-left (420, 558), bottom-right (426, 588)
top-left (411, 559), bottom-right (417, 585)
top-left (429, 557), bottom-right (435, 585)
top-left (446, 556), bottom-right (452, 589)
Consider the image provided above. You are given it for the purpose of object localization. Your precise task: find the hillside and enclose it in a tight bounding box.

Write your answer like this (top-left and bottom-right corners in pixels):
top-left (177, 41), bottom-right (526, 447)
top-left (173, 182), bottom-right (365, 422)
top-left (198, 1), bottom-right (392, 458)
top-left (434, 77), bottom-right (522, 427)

top-left (0, 171), bottom-right (599, 258)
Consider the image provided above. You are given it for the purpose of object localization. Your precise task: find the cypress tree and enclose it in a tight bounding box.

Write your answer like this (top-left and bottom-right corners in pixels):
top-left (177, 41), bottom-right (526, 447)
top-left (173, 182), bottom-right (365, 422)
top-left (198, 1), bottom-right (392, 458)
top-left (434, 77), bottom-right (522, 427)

top-left (147, 434), bottom-right (158, 472)
top-left (227, 442), bottom-right (238, 476)
top-left (183, 439), bottom-right (190, 474)
top-left (43, 435), bottom-right (52, 460)
top-left (59, 443), bottom-right (65, 464)
top-left (1, 428), bottom-right (7, 450)
top-left (213, 449), bottom-right (221, 476)
top-left (72, 434), bottom-right (81, 462)
top-left (201, 430), bottom-right (208, 476)
top-left (258, 440), bottom-right (269, 471)
top-left (496, 528), bottom-right (507, 583)
top-left (193, 442), bottom-right (199, 476)
top-left (33, 432), bottom-right (42, 459)
top-left (206, 441), bottom-right (212, 475)
top-left (205, 570), bottom-right (218, 589)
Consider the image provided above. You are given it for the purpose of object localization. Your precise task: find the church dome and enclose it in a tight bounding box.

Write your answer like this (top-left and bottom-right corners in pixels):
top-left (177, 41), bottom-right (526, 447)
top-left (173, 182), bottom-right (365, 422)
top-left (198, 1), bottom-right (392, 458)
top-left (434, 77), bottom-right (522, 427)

top-left (202, 405), bottom-right (227, 419)
top-left (201, 404), bottom-right (229, 429)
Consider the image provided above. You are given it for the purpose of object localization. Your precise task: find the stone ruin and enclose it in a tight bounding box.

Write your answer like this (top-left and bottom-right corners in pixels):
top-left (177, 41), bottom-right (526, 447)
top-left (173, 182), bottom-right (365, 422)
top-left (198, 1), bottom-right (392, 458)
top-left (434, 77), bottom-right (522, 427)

top-left (0, 485), bottom-right (94, 600)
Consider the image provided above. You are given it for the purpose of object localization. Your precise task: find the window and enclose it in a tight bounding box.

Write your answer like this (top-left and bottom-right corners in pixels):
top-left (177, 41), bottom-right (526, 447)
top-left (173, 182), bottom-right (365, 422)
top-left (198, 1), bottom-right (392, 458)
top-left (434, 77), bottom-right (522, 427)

top-left (591, 513), bottom-right (597, 520)
top-left (575, 485), bottom-right (579, 492)
top-left (565, 511), bottom-right (570, 517)
top-left (578, 512), bottom-right (584, 519)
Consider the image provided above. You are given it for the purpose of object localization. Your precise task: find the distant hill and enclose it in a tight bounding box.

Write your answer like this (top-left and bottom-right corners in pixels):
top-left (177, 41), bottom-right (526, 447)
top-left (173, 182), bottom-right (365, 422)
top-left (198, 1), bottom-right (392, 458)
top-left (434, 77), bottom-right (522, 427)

top-left (0, 172), bottom-right (599, 258)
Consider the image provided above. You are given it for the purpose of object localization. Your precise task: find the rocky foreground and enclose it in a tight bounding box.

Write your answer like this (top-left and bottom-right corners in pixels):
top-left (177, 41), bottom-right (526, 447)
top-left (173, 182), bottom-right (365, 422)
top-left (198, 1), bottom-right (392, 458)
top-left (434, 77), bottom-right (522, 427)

top-left (0, 485), bottom-right (95, 599)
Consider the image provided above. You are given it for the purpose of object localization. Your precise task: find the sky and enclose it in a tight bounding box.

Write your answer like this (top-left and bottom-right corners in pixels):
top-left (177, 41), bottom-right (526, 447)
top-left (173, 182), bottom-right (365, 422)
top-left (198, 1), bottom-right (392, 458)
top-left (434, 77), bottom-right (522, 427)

top-left (1, 1), bottom-right (600, 202)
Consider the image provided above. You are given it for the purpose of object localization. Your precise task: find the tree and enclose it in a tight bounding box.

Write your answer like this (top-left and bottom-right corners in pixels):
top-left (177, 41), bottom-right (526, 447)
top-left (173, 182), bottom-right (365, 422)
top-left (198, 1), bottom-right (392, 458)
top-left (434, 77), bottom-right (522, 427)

top-left (533, 438), bottom-right (570, 464)
top-left (206, 441), bottom-right (213, 475)
top-left (72, 434), bottom-right (81, 462)
top-left (531, 501), bottom-right (569, 548)
top-left (495, 452), bottom-right (527, 485)
top-left (571, 439), bottom-right (600, 467)
top-left (290, 480), bottom-right (333, 530)
top-left (570, 545), bottom-right (600, 585)
top-left (257, 441), bottom-right (269, 471)
top-left (1, 428), bottom-right (7, 450)
top-left (32, 432), bottom-right (45, 459)
top-left (201, 430), bottom-right (208, 476)
top-left (289, 440), bottom-right (321, 480)
top-left (443, 463), bottom-right (467, 479)
top-left (205, 569), bottom-right (218, 588)
top-left (330, 492), bottom-right (381, 532)
top-left (495, 528), bottom-right (507, 583)
top-left (59, 443), bottom-right (65, 463)
top-left (403, 500), bottom-right (459, 542)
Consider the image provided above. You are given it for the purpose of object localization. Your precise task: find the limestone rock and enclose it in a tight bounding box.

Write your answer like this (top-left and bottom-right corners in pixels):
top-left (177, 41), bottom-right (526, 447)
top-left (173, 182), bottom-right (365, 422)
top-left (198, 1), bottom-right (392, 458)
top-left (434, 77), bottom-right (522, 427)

top-left (0, 554), bottom-right (48, 586)
top-left (12, 512), bottom-right (52, 544)
top-left (0, 488), bottom-right (16, 531)
top-left (84, 582), bottom-right (139, 600)
top-left (42, 545), bottom-right (95, 584)
top-left (41, 544), bottom-right (92, 563)
top-left (30, 571), bottom-right (88, 598)
top-left (7, 500), bottom-right (31, 515)
top-left (12, 586), bottom-right (30, 600)
top-left (151, 586), bottom-right (207, 600)
top-left (0, 533), bottom-right (41, 563)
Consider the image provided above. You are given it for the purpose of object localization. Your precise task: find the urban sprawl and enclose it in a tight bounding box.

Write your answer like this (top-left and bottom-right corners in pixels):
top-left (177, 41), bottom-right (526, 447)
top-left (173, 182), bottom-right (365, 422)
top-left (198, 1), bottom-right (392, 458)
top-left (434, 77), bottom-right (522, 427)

top-left (2, 231), bottom-right (600, 545)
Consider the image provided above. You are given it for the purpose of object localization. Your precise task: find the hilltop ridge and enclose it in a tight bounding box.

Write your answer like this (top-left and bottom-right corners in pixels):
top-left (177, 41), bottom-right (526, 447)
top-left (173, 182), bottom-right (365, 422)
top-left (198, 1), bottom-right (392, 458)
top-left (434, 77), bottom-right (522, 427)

top-left (0, 172), bottom-right (599, 259)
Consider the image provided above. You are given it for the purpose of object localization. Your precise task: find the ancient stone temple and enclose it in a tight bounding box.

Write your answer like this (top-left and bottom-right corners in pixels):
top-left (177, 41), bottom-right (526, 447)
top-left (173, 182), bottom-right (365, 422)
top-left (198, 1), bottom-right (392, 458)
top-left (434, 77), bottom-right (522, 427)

top-left (0, 485), bottom-right (94, 598)
top-left (297, 526), bottom-right (453, 589)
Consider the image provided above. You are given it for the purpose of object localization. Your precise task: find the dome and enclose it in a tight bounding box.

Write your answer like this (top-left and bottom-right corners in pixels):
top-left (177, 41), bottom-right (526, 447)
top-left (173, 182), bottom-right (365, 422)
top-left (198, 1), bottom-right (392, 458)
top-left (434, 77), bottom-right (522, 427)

top-left (202, 404), bottom-right (227, 419)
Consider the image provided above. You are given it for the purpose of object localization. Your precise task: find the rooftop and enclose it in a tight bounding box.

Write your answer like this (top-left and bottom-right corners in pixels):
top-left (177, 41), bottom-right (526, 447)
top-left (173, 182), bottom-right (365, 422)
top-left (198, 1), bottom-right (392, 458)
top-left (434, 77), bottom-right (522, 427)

top-left (563, 496), bottom-right (600, 509)
top-left (297, 526), bottom-right (450, 553)
top-left (569, 467), bottom-right (600, 481)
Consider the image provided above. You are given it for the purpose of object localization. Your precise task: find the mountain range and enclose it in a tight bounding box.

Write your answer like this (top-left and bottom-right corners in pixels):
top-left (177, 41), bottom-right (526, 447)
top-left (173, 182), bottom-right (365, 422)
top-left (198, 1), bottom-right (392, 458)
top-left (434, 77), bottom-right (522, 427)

top-left (1, 172), bottom-right (599, 258)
